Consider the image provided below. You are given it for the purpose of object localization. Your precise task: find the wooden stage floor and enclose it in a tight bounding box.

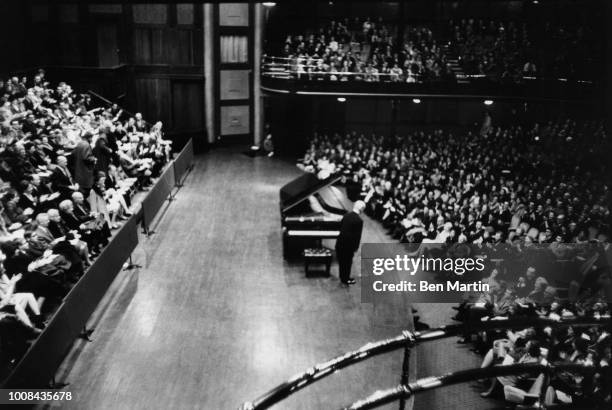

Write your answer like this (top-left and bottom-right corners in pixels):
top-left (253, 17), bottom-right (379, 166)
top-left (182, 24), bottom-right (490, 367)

top-left (48, 147), bottom-right (413, 410)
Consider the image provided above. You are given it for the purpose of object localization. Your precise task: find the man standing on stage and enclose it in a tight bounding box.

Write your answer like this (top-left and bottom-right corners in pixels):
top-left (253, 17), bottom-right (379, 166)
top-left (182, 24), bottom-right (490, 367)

top-left (335, 200), bottom-right (365, 285)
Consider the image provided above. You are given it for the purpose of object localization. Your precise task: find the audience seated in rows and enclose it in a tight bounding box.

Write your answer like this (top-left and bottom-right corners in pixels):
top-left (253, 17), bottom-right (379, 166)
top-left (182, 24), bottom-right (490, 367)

top-left (300, 120), bottom-right (611, 406)
top-left (273, 18), bottom-right (451, 83)
top-left (453, 258), bottom-right (611, 407)
top-left (301, 121), bottom-right (609, 246)
top-left (448, 19), bottom-right (602, 83)
top-left (268, 17), bottom-right (601, 84)
top-left (0, 70), bottom-right (172, 365)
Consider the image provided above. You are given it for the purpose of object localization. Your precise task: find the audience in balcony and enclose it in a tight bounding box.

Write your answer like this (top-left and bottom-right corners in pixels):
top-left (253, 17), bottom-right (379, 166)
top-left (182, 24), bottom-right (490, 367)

top-left (269, 17), bottom-right (600, 84)
top-left (0, 70), bottom-right (172, 363)
top-left (276, 19), bottom-right (450, 83)
top-left (448, 19), bottom-right (601, 82)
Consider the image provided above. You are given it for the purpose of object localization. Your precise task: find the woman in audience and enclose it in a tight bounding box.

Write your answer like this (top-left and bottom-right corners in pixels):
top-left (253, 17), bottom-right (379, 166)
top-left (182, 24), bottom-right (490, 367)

top-left (88, 172), bottom-right (116, 229)
top-left (0, 271), bottom-right (43, 331)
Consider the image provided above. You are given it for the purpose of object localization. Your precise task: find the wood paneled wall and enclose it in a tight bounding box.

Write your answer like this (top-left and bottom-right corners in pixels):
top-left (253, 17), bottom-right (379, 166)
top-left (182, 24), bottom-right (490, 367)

top-left (268, 94), bottom-right (600, 156)
top-left (1, 1), bottom-right (206, 146)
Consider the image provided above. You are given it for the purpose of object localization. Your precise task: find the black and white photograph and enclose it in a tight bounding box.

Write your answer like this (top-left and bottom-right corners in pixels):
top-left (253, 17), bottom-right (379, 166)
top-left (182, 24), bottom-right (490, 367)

top-left (0, 0), bottom-right (610, 409)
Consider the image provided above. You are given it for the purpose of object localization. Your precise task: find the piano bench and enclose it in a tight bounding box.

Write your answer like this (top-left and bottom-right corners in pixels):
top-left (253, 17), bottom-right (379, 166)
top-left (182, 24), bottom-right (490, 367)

top-left (303, 247), bottom-right (333, 277)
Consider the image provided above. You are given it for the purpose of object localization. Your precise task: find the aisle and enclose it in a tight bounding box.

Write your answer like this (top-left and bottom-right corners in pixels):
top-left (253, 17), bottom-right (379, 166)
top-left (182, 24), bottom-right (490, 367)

top-left (51, 147), bottom-right (411, 410)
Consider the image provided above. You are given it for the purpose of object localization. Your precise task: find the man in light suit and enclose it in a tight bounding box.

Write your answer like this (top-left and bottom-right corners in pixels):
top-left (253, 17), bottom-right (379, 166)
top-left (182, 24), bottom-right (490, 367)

top-left (335, 200), bottom-right (365, 285)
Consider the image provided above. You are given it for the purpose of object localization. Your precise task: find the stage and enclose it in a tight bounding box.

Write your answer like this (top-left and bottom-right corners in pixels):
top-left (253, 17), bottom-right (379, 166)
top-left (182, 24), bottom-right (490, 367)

top-left (50, 147), bottom-right (413, 410)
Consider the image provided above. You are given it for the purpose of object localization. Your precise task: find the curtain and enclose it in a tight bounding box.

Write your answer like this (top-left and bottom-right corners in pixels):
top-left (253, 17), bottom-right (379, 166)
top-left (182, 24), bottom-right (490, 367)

top-left (220, 36), bottom-right (248, 63)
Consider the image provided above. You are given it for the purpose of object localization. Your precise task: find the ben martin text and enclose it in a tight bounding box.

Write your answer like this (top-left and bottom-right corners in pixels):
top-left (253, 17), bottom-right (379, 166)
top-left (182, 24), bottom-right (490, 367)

top-left (372, 280), bottom-right (490, 292)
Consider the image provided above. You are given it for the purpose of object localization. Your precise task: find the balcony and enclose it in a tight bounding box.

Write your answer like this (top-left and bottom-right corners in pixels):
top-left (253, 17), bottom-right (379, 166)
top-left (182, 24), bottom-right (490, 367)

top-left (261, 56), bottom-right (598, 103)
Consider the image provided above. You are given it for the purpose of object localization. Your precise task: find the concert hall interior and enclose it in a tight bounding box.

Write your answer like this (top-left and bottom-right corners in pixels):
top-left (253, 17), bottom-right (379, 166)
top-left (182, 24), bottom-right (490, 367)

top-left (0, 1), bottom-right (611, 409)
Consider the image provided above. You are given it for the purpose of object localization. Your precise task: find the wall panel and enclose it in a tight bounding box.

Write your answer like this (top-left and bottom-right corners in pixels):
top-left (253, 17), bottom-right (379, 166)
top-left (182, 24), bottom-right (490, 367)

top-left (177, 4), bottom-right (195, 25)
top-left (133, 28), bottom-right (152, 64)
top-left (58, 26), bottom-right (83, 66)
top-left (219, 3), bottom-right (249, 26)
top-left (134, 78), bottom-right (171, 127)
top-left (150, 28), bottom-right (166, 64)
top-left (220, 105), bottom-right (250, 135)
top-left (58, 5), bottom-right (79, 23)
top-left (220, 70), bottom-right (250, 100)
top-left (133, 4), bottom-right (167, 25)
top-left (31, 5), bottom-right (49, 23)
top-left (168, 29), bottom-right (194, 66)
top-left (172, 81), bottom-right (204, 131)
top-left (220, 36), bottom-right (248, 63)
top-left (346, 99), bottom-right (377, 124)
top-left (89, 4), bottom-right (122, 14)
top-left (97, 22), bottom-right (120, 67)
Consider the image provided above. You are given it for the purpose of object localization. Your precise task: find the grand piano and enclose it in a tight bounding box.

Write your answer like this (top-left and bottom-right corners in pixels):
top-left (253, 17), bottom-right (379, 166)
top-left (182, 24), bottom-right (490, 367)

top-left (280, 172), bottom-right (349, 259)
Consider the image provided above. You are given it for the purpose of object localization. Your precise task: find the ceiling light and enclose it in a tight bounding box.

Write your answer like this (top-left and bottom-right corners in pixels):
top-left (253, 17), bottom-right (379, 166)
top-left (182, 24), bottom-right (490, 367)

top-left (484, 99), bottom-right (493, 106)
top-left (412, 98), bottom-right (421, 104)
top-left (337, 97), bottom-right (346, 102)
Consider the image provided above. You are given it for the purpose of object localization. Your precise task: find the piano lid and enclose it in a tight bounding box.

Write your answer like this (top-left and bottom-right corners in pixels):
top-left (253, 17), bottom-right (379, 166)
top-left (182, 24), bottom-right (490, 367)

top-left (280, 172), bottom-right (343, 214)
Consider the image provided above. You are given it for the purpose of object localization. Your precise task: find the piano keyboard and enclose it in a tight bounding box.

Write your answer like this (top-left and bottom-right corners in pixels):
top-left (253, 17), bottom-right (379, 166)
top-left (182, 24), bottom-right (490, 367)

top-left (286, 230), bottom-right (340, 237)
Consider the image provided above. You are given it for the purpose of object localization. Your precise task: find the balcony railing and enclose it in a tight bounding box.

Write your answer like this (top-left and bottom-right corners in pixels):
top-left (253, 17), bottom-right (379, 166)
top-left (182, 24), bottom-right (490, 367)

top-left (240, 316), bottom-right (611, 410)
top-left (262, 55), bottom-right (595, 86)
top-left (262, 56), bottom-right (428, 83)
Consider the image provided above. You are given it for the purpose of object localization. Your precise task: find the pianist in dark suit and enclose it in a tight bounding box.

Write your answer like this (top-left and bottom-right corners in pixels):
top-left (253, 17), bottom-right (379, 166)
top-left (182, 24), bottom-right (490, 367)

top-left (335, 201), bottom-right (365, 285)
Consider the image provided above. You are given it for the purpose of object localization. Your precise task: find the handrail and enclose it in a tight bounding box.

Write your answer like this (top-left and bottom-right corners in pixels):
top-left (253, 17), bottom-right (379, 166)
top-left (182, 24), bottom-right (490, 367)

top-left (343, 363), bottom-right (598, 410)
top-left (261, 55), bottom-right (595, 85)
top-left (239, 316), bottom-right (610, 410)
top-left (87, 89), bottom-right (152, 126)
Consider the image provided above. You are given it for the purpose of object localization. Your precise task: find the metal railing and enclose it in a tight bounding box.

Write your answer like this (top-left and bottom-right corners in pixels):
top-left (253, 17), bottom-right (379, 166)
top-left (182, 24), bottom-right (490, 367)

top-left (261, 55), bottom-right (595, 85)
top-left (87, 89), bottom-right (153, 127)
top-left (239, 316), bottom-right (611, 410)
top-left (262, 56), bottom-right (424, 83)
top-left (344, 363), bottom-right (599, 410)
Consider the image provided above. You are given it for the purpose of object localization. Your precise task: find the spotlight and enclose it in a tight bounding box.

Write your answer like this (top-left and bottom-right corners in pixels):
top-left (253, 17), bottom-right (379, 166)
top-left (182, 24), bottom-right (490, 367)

top-left (337, 97), bottom-right (346, 102)
top-left (534, 136), bottom-right (540, 141)
top-left (484, 99), bottom-right (494, 106)
top-left (412, 98), bottom-right (421, 104)
top-left (262, 2), bottom-right (276, 7)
